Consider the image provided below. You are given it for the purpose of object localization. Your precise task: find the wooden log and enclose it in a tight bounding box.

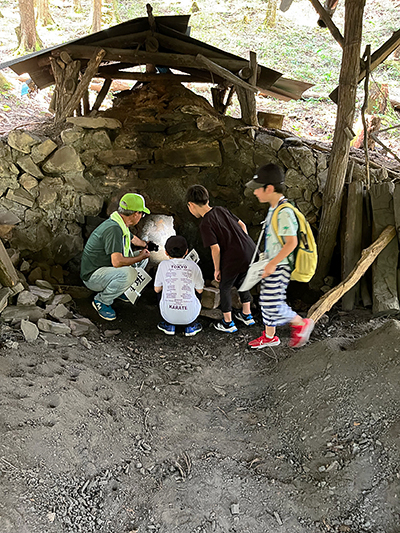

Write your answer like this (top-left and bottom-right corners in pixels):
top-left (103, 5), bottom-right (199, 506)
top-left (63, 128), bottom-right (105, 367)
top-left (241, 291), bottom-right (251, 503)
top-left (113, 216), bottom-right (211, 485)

top-left (91, 78), bottom-right (112, 112)
top-left (0, 238), bottom-right (19, 287)
top-left (308, 225), bottom-right (397, 324)
top-left (196, 54), bottom-right (258, 92)
top-left (370, 183), bottom-right (400, 315)
top-left (58, 48), bottom-right (106, 122)
top-left (342, 181), bottom-right (364, 311)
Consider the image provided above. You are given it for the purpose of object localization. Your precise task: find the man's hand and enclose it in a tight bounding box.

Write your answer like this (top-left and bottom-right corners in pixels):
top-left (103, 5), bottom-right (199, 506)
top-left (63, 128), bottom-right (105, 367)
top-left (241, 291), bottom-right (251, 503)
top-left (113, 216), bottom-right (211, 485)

top-left (138, 249), bottom-right (150, 260)
top-left (262, 262), bottom-right (277, 278)
top-left (214, 270), bottom-right (221, 282)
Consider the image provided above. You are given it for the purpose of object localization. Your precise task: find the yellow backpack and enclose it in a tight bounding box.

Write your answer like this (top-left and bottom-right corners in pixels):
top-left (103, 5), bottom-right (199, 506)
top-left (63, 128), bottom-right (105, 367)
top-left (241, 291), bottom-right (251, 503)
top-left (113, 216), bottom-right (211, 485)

top-left (271, 202), bottom-right (318, 283)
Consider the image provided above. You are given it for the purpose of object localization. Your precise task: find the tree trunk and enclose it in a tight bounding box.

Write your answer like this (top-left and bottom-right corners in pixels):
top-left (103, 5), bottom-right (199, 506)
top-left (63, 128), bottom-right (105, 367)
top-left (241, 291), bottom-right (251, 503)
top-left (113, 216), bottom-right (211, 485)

top-left (73, 0), bottom-right (82, 13)
top-left (91, 0), bottom-right (102, 33)
top-left (312, 0), bottom-right (366, 289)
top-left (37, 0), bottom-right (54, 26)
top-left (17, 0), bottom-right (41, 52)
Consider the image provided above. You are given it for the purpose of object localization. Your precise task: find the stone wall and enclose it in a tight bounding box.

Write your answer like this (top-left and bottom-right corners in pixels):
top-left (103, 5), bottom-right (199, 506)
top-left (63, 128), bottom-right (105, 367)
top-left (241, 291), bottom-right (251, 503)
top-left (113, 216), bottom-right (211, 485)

top-left (0, 80), bottom-right (378, 279)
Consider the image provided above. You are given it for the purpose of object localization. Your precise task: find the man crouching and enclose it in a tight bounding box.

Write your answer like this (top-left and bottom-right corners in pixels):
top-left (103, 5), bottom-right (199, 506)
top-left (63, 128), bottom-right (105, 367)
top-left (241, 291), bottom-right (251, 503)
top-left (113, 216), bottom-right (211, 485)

top-left (80, 193), bottom-right (151, 320)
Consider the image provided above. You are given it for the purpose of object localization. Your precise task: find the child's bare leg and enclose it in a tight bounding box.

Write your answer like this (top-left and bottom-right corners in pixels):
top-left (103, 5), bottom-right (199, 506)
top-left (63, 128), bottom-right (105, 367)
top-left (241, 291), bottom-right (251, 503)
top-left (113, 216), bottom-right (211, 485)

top-left (265, 325), bottom-right (276, 338)
top-left (242, 302), bottom-right (251, 315)
top-left (223, 311), bottom-right (232, 323)
top-left (291, 314), bottom-right (305, 326)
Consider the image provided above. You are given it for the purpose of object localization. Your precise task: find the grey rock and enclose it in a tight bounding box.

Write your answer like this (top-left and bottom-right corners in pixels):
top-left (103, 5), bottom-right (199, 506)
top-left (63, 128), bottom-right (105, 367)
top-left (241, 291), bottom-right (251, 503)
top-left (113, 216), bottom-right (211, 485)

top-left (196, 115), bottom-right (223, 132)
top-left (19, 173), bottom-right (39, 192)
top-left (49, 304), bottom-right (73, 320)
top-left (285, 169), bottom-right (309, 189)
top-left (0, 305), bottom-right (46, 322)
top-left (42, 146), bottom-right (84, 174)
top-left (155, 142), bottom-right (222, 167)
top-left (10, 282), bottom-right (24, 296)
top-left (256, 132), bottom-right (284, 152)
top-left (63, 172), bottom-right (95, 193)
top-left (16, 155), bottom-right (44, 179)
top-left (83, 130), bottom-right (113, 151)
top-left (28, 285), bottom-right (54, 302)
top-left (0, 287), bottom-right (11, 313)
top-left (6, 187), bottom-right (35, 208)
top-left (230, 503), bottom-right (240, 515)
top-left (80, 195), bottom-right (104, 216)
top-left (17, 290), bottom-right (39, 306)
top-left (37, 318), bottom-right (71, 335)
top-left (61, 127), bottom-right (85, 145)
top-left (69, 318), bottom-right (98, 337)
top-left (0, 205), bottom-right (21, 225)
top-left (20, 260), bottom-right (30, 272)
top-left (317, 168), bottom-right (328, 192)
top-left (66, 117), bottom-right (122, 129)
top-left (21, 319), bottom-right (39, 342)
top-left (37, 178), bottom-right (60, 209)
top-left (80, 336), bottom-right (92, 349)
top-left (31, 138), bottom-right (58, 164)
top-left (36, 279), bottom-right (54, 290)
top-left (97, 149), bottom-right (138, 165)
top-left (288, 146), bottom-right (316, 178)
top-left (51, 293), bottom-right (73, 306)
top-left (8, 130), bottom-right (40, 153)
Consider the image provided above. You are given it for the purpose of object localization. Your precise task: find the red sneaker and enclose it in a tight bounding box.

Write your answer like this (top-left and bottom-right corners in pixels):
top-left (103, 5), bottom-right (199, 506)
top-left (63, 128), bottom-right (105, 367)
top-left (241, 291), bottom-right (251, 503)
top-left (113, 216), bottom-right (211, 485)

top-left (289, 318), bottom-right (314, 348)
top-left (248, 332), bottom-right (281, 349)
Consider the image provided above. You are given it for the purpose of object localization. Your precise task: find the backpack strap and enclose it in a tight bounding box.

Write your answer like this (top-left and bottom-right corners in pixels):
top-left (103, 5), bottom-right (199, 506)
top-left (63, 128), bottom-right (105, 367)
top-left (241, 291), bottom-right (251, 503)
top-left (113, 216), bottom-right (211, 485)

top-left (249, 218), bottom-right (268, 267)
top-left (270, 202), bottom-right (299, 270)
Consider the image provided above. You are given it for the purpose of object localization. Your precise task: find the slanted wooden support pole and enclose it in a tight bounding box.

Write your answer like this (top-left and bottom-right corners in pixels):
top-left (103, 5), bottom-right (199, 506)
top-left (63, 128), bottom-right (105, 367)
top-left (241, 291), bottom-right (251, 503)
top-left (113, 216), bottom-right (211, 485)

top-left (58, 48), bottom-right (106, 122)
top-left (308, 225), bottom-right (397, 324)
top-left (196, 54), bottom-right (258, 92)
top-left (308, 0), bottom-right (344, 48)
top-left (91, 78), bottom-right (112, 112)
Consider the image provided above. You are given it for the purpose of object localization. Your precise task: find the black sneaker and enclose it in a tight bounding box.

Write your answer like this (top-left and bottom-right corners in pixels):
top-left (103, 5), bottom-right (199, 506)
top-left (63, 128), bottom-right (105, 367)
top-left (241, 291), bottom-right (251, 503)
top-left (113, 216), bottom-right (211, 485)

top-left (235, 311), bottom-right (256, 326)
top-left (214, 320), bottom-right (238, 333)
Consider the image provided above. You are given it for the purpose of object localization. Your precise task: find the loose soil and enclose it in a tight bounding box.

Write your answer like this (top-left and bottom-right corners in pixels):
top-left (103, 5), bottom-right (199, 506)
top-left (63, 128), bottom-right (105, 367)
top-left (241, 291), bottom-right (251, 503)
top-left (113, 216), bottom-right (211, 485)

top-left (1, 1), bottom-right (400, 531)
top-left (1, 291), bottom-right (400, 533)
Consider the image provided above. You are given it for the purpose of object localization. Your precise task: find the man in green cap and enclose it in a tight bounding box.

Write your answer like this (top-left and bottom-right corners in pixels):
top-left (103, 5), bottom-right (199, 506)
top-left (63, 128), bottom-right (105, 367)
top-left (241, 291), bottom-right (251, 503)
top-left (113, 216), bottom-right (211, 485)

top-left (81, 193), bottom-right (151, 320)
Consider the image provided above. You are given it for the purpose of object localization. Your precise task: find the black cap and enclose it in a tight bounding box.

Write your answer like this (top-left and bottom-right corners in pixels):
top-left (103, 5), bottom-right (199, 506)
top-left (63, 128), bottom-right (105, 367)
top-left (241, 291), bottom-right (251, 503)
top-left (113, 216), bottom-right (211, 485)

top-left (165, 235), bottom-right (188, 258)
top-left (245, 164), bottom-right (285, 190)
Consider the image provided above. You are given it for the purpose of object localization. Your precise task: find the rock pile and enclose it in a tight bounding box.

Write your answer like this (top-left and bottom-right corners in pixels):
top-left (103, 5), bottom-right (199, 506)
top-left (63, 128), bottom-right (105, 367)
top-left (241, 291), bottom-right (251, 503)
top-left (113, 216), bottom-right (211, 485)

top-left (0, 80), bottom-right (388, 276)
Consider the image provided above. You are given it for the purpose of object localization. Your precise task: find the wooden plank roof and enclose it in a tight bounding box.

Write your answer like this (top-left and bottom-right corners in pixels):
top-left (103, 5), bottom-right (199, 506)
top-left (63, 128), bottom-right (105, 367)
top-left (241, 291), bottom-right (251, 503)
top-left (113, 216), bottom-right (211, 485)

top-left (0, 14), bottom-right (312, 101)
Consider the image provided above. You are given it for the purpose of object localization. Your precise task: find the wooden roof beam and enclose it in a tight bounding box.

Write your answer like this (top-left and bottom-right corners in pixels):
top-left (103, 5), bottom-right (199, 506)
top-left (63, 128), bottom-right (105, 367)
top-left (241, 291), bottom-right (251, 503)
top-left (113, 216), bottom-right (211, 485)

top-left (61, 44), bottom-right (253, 72)
top-left (98, 72), bottom-right (210, 83)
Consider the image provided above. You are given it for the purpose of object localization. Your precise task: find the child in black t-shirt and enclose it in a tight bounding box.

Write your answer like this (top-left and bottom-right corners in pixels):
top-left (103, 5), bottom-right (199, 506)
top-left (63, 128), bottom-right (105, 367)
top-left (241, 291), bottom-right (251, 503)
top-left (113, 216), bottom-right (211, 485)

top-left (186, 185), bottom-right (256, 333)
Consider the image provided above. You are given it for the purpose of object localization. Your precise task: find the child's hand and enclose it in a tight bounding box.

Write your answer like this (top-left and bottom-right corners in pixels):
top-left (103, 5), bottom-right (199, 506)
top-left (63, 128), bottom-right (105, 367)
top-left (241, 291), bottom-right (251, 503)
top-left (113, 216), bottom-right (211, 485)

top-left (262, 262), bottom-right (276, 278)
top-left (214, 270), bottom-right (221, 282)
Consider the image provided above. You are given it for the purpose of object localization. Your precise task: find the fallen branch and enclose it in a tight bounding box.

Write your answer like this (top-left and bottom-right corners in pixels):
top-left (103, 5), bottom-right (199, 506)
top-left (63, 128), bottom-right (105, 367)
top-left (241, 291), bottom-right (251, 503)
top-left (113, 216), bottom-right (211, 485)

top-left (307, 225), bottom-right (397, 323)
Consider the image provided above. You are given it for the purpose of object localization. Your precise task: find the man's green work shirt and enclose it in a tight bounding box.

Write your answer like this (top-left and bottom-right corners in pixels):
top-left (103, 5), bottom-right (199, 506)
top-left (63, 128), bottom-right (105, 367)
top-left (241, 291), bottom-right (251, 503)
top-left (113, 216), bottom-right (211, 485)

top-left (80, 219), bottom-right (131, 282)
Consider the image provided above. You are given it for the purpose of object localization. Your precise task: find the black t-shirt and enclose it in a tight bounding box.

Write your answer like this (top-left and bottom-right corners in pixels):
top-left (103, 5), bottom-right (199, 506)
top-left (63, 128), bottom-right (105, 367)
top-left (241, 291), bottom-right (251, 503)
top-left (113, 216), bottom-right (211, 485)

top-left (199, 206), bottom-right (256, 276)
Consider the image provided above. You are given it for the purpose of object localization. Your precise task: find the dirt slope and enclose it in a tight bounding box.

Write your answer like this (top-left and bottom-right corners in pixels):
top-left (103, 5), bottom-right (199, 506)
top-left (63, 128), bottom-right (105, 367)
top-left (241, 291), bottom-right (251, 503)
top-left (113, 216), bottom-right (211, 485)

top-left (1, 296), bottom-right (399, 533)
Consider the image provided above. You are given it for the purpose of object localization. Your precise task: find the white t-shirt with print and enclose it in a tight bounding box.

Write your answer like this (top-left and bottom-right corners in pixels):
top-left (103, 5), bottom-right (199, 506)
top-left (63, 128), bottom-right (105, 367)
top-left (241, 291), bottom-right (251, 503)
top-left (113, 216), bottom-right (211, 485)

top-left (155, 258), bottom-right (204, 325)
top-left (264, 201), bottom-right (298, 266)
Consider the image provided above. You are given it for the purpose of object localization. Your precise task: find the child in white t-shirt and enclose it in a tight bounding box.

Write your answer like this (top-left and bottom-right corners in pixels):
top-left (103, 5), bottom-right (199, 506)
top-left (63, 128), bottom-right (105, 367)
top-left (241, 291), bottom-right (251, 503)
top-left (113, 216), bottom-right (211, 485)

top-left (154, 236), bottom-right (204, 336)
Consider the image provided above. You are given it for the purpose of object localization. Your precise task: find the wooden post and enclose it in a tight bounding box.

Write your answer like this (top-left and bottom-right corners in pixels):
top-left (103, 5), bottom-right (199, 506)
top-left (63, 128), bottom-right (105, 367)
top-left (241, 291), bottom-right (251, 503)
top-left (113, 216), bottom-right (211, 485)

top-left (342, 181), bottom-right (364, 311)
top-left (0, 238), bottom-right (19, 287)
top-left (370, 183), bottom-right (400, 315)
top-left (311, 0), bottom-right (366, 289)
top-left (91, 78), bottom-right (112, 112)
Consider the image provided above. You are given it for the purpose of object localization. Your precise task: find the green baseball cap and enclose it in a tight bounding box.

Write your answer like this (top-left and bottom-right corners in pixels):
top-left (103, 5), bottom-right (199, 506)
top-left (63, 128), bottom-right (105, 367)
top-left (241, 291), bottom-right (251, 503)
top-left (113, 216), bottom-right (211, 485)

top-left (119, 193), bottom-right (150, 214)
